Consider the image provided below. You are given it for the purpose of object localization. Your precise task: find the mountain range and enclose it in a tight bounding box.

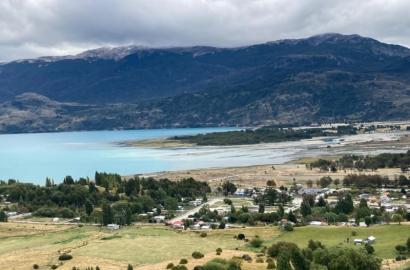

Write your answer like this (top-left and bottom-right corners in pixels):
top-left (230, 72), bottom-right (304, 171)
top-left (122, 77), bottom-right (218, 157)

top-left (1, 33), bottom-right (410, 133)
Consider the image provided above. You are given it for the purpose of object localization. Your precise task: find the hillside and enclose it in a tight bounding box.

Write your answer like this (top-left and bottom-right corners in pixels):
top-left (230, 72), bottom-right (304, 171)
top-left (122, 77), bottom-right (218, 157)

top-left (1, 33), bottom-right (410, 133)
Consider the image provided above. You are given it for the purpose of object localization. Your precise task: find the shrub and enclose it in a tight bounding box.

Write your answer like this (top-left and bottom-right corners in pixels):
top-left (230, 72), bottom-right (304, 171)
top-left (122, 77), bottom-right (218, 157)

top-left (172, 266), bottom-right (188, 270)
top-left (128, 264), bottom-right (134, 270)
top-left (396, 255), bottom-right (407, 261)
top-left (193, 266), bottom-right (205, 270)
top-left (33, 264), bottom-right (39, 269)
top-left (365, 244), bottom-right (375, 254)
top-left (203, 258), bottom-right (241, 270)
top-left (237, 233), bottom-right (245, 240)
top-left (250, 236), bottom-right (263, 248)
top-left (396, 244), bottom-right (407, 254)
top-left (51, 265), bottom-right (58, 269)
top-left (200, 232), bottom-right (207, 238)
top-left (256, 258), bottom-right (264, 263)
top-left (166, 263), bottom-right (175, 269)
top-left (216, 248), bottom-right (222, 255)
top-left (223, 198), bottom-right (232, 205)
top-left (283, 223), bottom-right (294, 231)
top-left (179, 258), bottom-right (188, 264)
top-left (267, 261), bottom-right (276, 269)
top-left (192, 251), bottom-right (204, 259)
top-left (242, 254), bottom-right (252, 262)
top-left (351, 231), bottom-right (357, 236)
top-left (58, 253), bottom-right (73, 261)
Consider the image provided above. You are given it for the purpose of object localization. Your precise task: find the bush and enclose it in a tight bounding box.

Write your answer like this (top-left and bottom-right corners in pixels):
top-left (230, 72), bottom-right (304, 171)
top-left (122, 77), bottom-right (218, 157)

top-left (266, 261), bottom-right (276, 269)
top-left (200, 232), bottom-right (207, 238)
top-left (237, 233), bottom-right (245, 240)
top-left (242, 254), bottom-right (252, 262)
top-left (179, 258), bottom-right (188, 264)
top-left (58, 208), bottom-right (75, 218)
top-left (166, 263), bottom-right (175, 269)
top-left (58, 254), bottom-right (73, 261)
top-left (216, 248), bottom-right (222, 255)
top-left (396, 255), bottom-right (407, 261)
top-left (351, 231), bottom-right (357, 236)
top-left (203, 258), bottom-right (241, 270)
top-left (33, 264), bottom-right (39, 269)
top-left (51, 265), bottom-right (58, 269)
top-left (283, 223), bottom-right (294, 231)
top-left (365, 244), bottom-right (375, 254)
top-left (172, 266), bottom-right (188, 270)
top-left (193, 266), bottom-right (205, 270)
top-left (192, 251), bottom-right (204, 259)
top-left (250, 236), bottom-right (263, 248)
top-left (256, 258), bottom-right (264, 263)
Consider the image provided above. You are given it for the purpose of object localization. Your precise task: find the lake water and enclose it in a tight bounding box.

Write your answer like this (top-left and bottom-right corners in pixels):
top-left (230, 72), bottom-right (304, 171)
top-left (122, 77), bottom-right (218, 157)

top-left (0, 128), bottom-right (408, 185)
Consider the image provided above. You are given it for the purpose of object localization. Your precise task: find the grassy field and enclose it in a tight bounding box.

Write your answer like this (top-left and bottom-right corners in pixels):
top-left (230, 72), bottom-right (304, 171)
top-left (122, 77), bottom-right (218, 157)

top-left (265, 225), bottom-right (410, 259)
top-left (0, 223), bottom-right (409, 269)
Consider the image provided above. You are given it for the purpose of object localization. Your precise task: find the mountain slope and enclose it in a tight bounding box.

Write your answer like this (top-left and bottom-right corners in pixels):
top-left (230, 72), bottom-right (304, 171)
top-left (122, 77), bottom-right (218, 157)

top-left (1, 33), bottom-right (410, 133)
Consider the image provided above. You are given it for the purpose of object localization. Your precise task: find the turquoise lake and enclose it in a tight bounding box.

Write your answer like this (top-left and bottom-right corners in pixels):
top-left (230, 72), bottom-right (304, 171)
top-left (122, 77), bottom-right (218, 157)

top-left (0, 127), bottom-right (407, 185)
top-left (0, 127), bottom-right (238, 184)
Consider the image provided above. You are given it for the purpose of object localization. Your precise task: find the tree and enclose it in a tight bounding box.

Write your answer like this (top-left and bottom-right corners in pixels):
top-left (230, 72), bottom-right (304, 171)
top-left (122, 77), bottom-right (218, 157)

top-left (333, 178), bottom-right (340, 186)
top-left (291, 249), bottom-right (309, 270)
top-left (276, 252), bottom-right (292, 270)
top-left (85, 199), bottom-right (94, 216)
top-left (125, 178), bottom-right (140, 196)
top-left (359, 198), bottom-right (368, 208)
top-left (392, 214), bottom-right (403, 225)
top-left (127, 264), bottom-right (133, 270)
top-left (306, 180), bottom-right (313, 188)
top-left (335, 194), bottom-right (354, 214)
top-left (316, 197), bottom-right (327, 207)
top-left (258, 204), bottom-right (265, 214)
top-left (102, 203), bottom-right (113, 225)
top-left (287, 211), bottom-right (297, 223)
top-left (300, 201), bottom-right (312, 217)
top-left (164, 197), bottom-right (179, 211)
top-left (364, 216), bottom-right (372, 227)
top-left (278, 204), bottom-right (285, 219)
top-left (407, 237), bottom-right (410, 251)
top-left (396, 245), bottom-right (407, 254)
top-left (319, 176), bottom-right (332, 188)
top-left (45, 177), bottom-right (53, 187)
top-left (0, 210), bottom-right (7, 222)
top-left (266, 180), bottom-right (276, 187)
top-left (222, 181), bottom-right (237, 196)
top-left (63, 175), bottom-right (75, 185)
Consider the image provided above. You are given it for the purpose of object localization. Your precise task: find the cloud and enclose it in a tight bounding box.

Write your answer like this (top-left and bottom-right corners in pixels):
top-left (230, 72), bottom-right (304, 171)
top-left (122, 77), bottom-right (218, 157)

top-left (0, 0), bottom-right (410, 61)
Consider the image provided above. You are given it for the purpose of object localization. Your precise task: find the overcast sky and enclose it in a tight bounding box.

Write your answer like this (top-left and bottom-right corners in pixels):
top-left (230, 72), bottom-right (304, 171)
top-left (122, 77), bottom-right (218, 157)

top-left (1, 0), bottom-right (410, 61)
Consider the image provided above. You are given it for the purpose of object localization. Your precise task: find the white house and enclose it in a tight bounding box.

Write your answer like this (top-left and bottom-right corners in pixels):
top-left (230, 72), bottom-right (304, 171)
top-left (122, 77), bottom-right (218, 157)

top-left (107, 224), bottom-right (120, 230)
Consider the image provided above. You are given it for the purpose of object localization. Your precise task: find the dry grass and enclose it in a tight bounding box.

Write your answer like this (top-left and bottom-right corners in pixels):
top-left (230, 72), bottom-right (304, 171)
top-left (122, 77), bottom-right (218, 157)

top-left (141, 162), bottom-right (407, 189)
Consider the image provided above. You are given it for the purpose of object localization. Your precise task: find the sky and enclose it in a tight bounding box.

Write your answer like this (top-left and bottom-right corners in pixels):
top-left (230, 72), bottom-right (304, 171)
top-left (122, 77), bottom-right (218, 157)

top-left (1, 0), bottom-right (410, 61)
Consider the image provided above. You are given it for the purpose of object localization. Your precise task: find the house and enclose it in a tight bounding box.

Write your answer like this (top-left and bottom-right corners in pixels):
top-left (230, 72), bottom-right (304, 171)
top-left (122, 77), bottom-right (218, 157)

top-left (366, 236), bottom-right (376, 244)
top-left (354, 239), bottom-right (363, 245)
top-left (298, 188), bottom-right (323, 196)
top-left (167, 220), bottom-right (184, 229)
top-left (153, 215), bottom-right (166, 223)
top-left (189, 199), bottom-right (203, 207)
top-left (309, 221), bottom-right (324, 226)
top-left (107, 224), bottom-right (120, 230)
top-left (234, 189), bottom-right (247, 197)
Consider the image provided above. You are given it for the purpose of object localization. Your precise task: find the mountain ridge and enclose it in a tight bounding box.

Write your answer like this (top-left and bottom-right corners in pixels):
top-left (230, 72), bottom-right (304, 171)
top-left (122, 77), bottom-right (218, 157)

top-left (1, 33), bottom-right (410, 133)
